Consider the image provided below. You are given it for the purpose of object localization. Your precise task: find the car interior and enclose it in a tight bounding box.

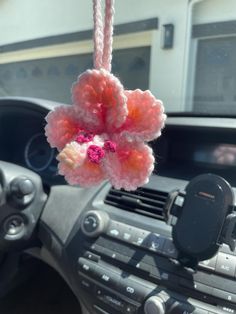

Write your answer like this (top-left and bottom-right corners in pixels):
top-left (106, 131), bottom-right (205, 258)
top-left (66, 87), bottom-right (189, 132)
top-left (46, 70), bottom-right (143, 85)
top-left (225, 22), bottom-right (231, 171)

top-left (0, 98), bottom-right (235, 314)
top-left (0, 1), bottom-right (236, 314)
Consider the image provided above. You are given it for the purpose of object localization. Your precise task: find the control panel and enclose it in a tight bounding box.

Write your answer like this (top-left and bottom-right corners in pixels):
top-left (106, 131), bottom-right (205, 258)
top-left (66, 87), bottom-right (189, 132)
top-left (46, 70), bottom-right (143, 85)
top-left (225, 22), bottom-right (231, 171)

top-left (77, 256), bottom-right (220, 314)
top-left (66, 209), bottom-right (236, 314)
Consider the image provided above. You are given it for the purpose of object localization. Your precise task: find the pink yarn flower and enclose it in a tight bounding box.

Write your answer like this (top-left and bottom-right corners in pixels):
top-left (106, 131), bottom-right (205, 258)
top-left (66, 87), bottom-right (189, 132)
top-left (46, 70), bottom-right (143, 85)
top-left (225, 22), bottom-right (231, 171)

top-left (45, 69), bottom-right (166, 191)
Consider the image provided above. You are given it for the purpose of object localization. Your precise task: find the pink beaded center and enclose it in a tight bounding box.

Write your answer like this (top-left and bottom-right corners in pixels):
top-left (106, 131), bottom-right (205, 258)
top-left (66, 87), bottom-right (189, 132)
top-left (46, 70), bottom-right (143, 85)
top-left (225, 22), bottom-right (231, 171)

top-left (76, 133), bottom-right (94, 144)
top-left (87, 145), bottom-right (105, 163)
top-left (104, 140), bottom-right (117, 153)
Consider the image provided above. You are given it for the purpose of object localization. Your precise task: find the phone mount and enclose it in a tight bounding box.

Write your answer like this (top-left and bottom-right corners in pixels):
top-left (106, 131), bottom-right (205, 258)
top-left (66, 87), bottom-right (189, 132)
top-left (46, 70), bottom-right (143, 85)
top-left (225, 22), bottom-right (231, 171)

top-left (164, 174), bottom-right (236, 268)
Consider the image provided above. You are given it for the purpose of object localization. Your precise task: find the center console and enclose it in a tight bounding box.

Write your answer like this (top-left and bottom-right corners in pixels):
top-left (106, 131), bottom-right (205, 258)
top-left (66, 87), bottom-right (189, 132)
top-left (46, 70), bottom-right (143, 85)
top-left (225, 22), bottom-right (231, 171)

top-left (66, 204), bottom-right (236, 314)
top-left (60, 120), bottom-right (236, 314)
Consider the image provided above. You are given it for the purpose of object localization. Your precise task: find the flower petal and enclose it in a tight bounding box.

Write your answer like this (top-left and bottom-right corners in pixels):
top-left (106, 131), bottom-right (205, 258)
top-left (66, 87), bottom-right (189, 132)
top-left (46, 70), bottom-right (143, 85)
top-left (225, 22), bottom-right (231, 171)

top-left (72, 69), bottom-right (127, 133)
top-left (119, 89), bottom-right (166, 142)
top-left (58, 158), bottom-right (107, 187)
top-left (45, 106), bottom-right (83, 151)
top-left (103, 139), bottom-right (154, 191)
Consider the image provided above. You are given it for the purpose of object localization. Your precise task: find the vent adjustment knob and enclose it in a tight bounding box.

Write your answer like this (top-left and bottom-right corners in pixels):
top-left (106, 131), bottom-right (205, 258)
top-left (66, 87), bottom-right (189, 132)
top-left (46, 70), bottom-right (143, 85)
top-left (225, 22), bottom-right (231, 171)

top-left (81, 210), bottom-right (109, 238)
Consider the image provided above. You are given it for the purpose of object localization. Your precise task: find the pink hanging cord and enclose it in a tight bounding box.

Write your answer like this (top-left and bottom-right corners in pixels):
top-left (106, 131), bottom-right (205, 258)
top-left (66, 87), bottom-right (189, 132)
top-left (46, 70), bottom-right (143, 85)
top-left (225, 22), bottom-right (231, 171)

top-left (45, 0), bottom-right (166, 191)
top-left (93, 0), bottom-right (114, 72)
top-left (93, 0), bottom-right (104, 69)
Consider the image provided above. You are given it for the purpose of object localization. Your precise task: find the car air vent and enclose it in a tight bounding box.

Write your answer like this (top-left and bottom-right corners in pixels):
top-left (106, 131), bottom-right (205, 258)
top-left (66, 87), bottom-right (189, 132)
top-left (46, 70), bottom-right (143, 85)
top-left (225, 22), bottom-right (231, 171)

top-left (104, 187), bottom-right (168, 220)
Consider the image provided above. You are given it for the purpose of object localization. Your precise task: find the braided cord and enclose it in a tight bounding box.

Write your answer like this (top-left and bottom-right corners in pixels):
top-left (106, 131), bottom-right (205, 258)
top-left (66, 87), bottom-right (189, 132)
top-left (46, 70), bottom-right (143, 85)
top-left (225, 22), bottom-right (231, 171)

top-left (102, 0), bottom-right (114, 71)
top-left (93, 0), bottom-right (114, 72)
top-left (93, 0), bottom-right (104, 69)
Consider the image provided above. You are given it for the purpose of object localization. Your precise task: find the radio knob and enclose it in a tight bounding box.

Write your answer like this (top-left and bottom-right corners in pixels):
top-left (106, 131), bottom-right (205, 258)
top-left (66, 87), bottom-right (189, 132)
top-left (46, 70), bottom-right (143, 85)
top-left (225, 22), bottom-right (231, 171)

top-left (81, 210), bottom-right (109, 237)
top-left (144, 296), bottom-right (165, 314)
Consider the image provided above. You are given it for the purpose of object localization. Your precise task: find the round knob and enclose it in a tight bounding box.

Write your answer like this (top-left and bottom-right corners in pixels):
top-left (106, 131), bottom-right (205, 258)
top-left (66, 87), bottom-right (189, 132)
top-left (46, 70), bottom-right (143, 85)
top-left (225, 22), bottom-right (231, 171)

top-left (4, 215), bottom-right (25, 237)
top-left (11, 177), bottom-right (34, 198)
top-left (10, 177), bottom-right (35, 208)
top-left (81, 210), bottom-right (109, 237)
top-left (144, 296), bottom-right (165, 314)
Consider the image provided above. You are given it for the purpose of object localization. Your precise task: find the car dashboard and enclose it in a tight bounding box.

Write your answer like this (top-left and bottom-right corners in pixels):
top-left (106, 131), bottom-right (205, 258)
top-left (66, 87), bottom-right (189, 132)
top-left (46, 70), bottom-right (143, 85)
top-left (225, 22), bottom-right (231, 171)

top-left (0, 97), bottom-right (236, 314)
top-left (0, 98), bottom-right (65, 187)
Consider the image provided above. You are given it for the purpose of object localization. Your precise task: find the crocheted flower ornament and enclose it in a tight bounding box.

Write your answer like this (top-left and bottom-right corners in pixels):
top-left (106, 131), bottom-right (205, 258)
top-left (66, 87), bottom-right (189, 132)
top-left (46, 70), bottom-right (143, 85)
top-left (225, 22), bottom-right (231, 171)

top-left (45, 69), bottom-right (166, 191)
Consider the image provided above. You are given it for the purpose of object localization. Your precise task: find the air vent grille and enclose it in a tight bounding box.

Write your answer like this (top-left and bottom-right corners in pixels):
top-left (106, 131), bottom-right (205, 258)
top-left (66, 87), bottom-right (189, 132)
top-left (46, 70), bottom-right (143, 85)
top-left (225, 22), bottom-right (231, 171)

top-left (104, 187), bottom-right (168, 220)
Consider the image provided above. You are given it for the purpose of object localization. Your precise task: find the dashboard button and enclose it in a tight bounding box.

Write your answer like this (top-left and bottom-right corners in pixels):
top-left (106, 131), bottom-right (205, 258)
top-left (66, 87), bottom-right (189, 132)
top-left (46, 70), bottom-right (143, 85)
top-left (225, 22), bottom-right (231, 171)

top-left (112, 250), bottom-right (131, 263)
top-left (162, 239), bottom-right (178, 258)
top-left (192, 271), bottom-right (213, 287)
top-left (212, 288), bottom-right (236, 304)
top-left (132, 229), bottom-right (150, 247)
top-left (79, 274), bottom-right (95, 293)
top-left (80, 279), bottom-right (92, 290)
top-left (124, 303), bottom-right (137, 314)
top-left (145, 233), bottom-right (165, 253)
top-left (193, 281), bottom-right (213, 295)
top-left (120, 224), bottom-right (137, 243)
top-left (89, 242), bottom-right (103, 254)
top-left (78, 258), bottom-right (97, 276)
top-left (84, 251), bottom-right (100, 262)
top-left (179, 278), bottom-right (213, 295)
top-left (220, 244), bottom-right (236, 256)
top-left (217, 306), bottom-right (236, 314)
top-left (199, 255), bottom-right (217, 270)
top-left (132, 260), bottom-right (152, 273)
top-left (95, 265), bottom-right (120, 289)
top-left (115, 243), bottom-right (135, 258)
top-left (90, 242), bottom-right (132, 264)
top-left (107, 221), bottom-right (123, 239)
top-left (98, 245), bottom-right (117, 258)
top-left (95, 287), bottom-right (126, 311)
top-left (215, 253), bottom-right (236, 277)
top-left (118, 275), bottom-right (155, 302)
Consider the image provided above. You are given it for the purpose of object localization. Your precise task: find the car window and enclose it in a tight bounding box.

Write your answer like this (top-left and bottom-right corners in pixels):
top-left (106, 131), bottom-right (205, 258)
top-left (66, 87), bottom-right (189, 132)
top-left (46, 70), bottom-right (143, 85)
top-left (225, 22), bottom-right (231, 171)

top-left (0, 0), bottom-right (236, 115)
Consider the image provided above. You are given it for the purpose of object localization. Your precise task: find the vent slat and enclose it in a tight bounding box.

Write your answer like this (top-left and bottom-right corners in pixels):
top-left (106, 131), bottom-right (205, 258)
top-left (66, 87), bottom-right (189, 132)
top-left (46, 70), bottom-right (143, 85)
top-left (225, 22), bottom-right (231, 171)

top-left (121, 195), bottom-right (165, 207)
top-left (104, 187), bottom-right (168, 221)
top-left (109, 189), bottom-right (167, 202)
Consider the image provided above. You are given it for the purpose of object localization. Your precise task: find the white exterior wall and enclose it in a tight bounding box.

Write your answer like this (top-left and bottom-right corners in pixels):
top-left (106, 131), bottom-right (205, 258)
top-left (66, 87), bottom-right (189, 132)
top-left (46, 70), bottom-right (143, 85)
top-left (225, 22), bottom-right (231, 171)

top-left (193, 0), bottom-right (236, 25)
top-left (0, 0), bottom-right (93, 45)
top-left (0, 0), bottom-right (190, 112)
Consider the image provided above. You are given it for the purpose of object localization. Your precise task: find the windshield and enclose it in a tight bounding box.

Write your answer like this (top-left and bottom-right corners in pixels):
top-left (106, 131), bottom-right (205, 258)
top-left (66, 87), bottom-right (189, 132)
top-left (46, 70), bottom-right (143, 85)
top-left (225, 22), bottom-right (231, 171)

top-left (0, 0), bottom-right (236, 116)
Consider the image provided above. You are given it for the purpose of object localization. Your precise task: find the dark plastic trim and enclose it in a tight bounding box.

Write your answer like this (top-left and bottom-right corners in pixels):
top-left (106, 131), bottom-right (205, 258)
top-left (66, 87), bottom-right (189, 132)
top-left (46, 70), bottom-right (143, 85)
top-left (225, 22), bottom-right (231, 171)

top-left (192, 20), bottom-right (236, 38)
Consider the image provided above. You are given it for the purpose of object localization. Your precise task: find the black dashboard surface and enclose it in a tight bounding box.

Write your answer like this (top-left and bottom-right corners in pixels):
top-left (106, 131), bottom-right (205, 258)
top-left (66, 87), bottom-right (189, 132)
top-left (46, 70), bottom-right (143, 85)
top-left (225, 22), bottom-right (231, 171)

top-left (0, 98), bottom-right (65, 187)
top-left (152, 118), bottom-right (236, 186)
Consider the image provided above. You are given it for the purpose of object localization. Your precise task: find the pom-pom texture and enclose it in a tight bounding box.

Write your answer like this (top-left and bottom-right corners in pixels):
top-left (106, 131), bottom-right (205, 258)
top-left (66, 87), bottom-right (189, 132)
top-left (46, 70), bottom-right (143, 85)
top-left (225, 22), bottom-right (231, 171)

top-left (45, 69), bottom-right (166, 191)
